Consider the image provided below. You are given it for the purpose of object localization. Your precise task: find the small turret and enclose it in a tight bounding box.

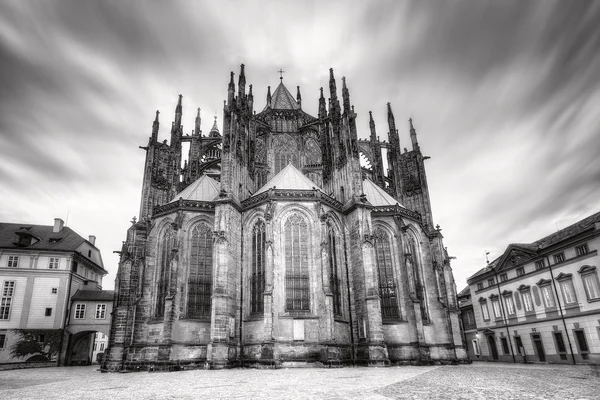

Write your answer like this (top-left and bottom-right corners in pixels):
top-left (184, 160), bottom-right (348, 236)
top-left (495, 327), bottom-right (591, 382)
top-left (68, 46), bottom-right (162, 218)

top-left (296, 86), bottom-right (302, 108)
top-left (228, 71), bottom-right (235, 106)
top-left (342, 77), bottom-right (351, 115)
top-left (318, 87), bottom-right (326, 119)
top-left (238, 64), bottom-right (246, 107)
top-left (194, 108), bottom-right (201, 136)
top-left (174, 94), bottom-right (183, 127)
top-left (409, 118), bottom-right (420, 151)
top-left (248, 84), bottom-right (254, 113)
top-left (266, 86), bottom-right (272, 108)
top-left (152, 110), bottom-right (160, 142)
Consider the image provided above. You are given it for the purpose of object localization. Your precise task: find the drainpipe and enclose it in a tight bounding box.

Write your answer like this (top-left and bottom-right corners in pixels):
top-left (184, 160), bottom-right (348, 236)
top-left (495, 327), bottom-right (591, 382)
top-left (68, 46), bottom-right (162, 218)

top-left (546, 256), bottom-right (576, 365)
top-left (493, 268), bottom-right (516, 363)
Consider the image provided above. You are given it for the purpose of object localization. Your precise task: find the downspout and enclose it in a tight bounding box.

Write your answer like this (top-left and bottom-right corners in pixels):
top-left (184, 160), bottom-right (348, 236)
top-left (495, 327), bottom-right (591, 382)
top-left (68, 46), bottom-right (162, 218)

top-left (493, 268), bottom-right (516, 363)
top-left (341, 223), bottom-right (356, 366)
top-left (57, 261), bottom-right (74, 366)
top-left (546, 256), bottom-right (576, 365)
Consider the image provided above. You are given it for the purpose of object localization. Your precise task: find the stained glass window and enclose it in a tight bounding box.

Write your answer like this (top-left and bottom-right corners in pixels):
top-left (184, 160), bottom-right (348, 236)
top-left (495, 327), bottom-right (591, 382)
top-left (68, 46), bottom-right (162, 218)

top-left (374, 228), bottom-right (399, 319)
top-left (285, 213), bottom-right (310, 312)
top-left (187, 224), bottom-right (213, 318)
top-left (251, 220), bottom-right (266, 314)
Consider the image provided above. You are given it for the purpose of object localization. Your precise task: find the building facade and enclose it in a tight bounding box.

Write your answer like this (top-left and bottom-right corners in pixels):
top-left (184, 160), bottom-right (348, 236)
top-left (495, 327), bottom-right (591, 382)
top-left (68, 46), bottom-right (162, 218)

top-left (0, 218), bottom-right (108, 365)
top-left (103, 65), bottom-right (467, 371)
top-left (463, 212), bottom-right (600, 364)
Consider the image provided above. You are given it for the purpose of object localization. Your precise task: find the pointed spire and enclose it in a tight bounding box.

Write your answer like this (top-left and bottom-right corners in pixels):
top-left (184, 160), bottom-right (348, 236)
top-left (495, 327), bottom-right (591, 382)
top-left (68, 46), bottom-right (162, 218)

top-left (409, 118), bottom-right (420, 151)
top-left (329, 68), bottom-right (338, 102)
top-left (227, 71), bottom-right (235, 106)
top-left (195, 108), bottom-right (201, 136)
top-left (238, 63), bottom-right (246, 98)
top-left (247, 84), bottom-right (253, 112)
top-left (387, 102), bottom-right (396, 134)
top-left (387, 102), bottom-right (400, 151)
top-left (342, 76), bottom-right (350, 115)
top-left (296, 86), bottom-right (302, 108)
top-left (266, 85), bottom-right (272, 108)
top-left (369, 111), bottom-right (376, 140)
top-left (152, 110), bottom-right (160, 141)
top-left (318, 87), bottom-right (326, 119)
top-left (210, 114), bottom-right (220, 136)
top-left (174, 94), bottom-right (183, 127)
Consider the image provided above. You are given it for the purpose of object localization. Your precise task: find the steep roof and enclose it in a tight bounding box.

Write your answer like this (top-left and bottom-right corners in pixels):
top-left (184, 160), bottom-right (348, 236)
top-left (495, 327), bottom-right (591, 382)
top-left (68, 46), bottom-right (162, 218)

top-left (534, 211), bottom-right (600, 249)
top-left (254, 163), bottom-right (322, 195)
top-left (170, 175), bottom-right (220, 203)
top-left (71, 290), bottom-right (115, 302)
top-left (0, 223), bottom-right (90, 252)
top-left (263, 82), bottom-right (300, 111)
top-left (362, 178), bottom-right (405, 207)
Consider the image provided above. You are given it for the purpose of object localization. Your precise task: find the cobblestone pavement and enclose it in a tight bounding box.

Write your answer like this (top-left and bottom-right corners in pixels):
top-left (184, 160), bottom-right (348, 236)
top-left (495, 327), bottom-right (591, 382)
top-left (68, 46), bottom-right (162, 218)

top-left (0, 362), bottom-right (598, 400)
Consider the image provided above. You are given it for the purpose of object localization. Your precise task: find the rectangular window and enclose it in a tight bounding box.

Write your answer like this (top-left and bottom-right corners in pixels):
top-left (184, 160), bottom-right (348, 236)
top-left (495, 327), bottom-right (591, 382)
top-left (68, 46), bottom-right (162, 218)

top-left (477, 283), bottom-right (483, 291)
top-left (1, 281), bottom-right (15, 320)
top-left (7, 256), bottom-right (19, 268)
top-left (516, 267), bottom-right (525, 276)
top-left (535, 260), bottom-right (545, 270)
top-left (48, 257), bottom-right (59, 269)
top-left (38, 334), bottom-right (45, 343)
top-left (582, 274), bottom-right (600, 301)
top-left (74, 304), bottom-right (86, 319)
top-left (554, 252), bottom-right (565, 264)
top-left (481, 302), bottom-right (490, 320)
top-left (505, 296), bottom-right (516, 315)
top-left (2, 281), bottom-right (15, 297)
top-left (553, 331), bottom-right (567, 360)
top-left (492, 299), bottom-right (502, 318)
top-left (488, 278), bottom-right (495, 287)
top-left (500, 273), bottom-right (508, 282)
top-left (574, 330), bottom-right (589, 359)
top-left (541, 285), bottom-right (556, 308)
top-left (559, 280), bottom-right (577, 305)
top-left (0, 333), bottom-right (5, 349)
top-left (95, 304), bottom-right (106, 319)
top-left (575, 243), bottom-right (589, 256)
top-left (45, 308), bottom-right (52, 317)
top-left (501, 337), bottom-right (510, 355)
top-left (51, 288), bottom-right (58, 294)
top-left (522, 291), bottom-right (534, 312)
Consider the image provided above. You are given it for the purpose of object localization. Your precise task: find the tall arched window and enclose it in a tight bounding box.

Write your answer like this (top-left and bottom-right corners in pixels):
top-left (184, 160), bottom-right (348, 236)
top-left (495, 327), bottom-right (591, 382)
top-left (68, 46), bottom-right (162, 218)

top-left (273, 135), bottom-right (298, 174)
top-left (305, 138), bottom-right (322, 166)
top-left (251, 220), bottom-right (266, 314)
top-left (373, 228), bottom-right (400, 319)
top-left (156, 226), bottom-right (175, 318)
top-left (187, 223), bottom-right (213, 318)
top-left (285, 213), bottom-right (310, 312)
top-left (327, 221), bottom-right (342, 316)
top-left (407, 237), bottom-right (428, 321)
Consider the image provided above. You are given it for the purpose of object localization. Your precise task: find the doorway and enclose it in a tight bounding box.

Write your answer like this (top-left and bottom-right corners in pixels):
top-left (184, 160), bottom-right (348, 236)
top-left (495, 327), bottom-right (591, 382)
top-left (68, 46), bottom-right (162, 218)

top-left (487, 335), bottom-right (498, 360)
top-left (532, 333), bottom-right (546, 362)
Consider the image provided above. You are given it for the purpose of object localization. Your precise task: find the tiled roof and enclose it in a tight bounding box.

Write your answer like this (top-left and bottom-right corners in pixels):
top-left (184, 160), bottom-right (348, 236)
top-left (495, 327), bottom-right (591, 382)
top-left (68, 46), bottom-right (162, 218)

top-left (264, 82), bottom-right (300, 111)
top-left (457, 286), bottom-right (471, 297)
top-left (534, 211), bottom-right (600, 249)
top-left (0, 223), bottom-right (88, 252)
top-left (254, 163), bottom-right (322, 195)
top-left (362, 178), bottom-right (405, 207)
top-left (71, 290), bottom-right (115, 301)
top-left (170, 175), bottom-right (220, 203)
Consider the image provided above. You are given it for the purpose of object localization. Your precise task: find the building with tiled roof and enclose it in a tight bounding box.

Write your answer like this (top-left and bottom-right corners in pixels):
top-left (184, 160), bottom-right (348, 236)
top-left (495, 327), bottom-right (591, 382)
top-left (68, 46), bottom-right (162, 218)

top-left (104, 65), bottom-right (467, 371)
top-left (463, 211), bottom-right (600, 365)
top-left (0, 218), bottom-right (109, 366)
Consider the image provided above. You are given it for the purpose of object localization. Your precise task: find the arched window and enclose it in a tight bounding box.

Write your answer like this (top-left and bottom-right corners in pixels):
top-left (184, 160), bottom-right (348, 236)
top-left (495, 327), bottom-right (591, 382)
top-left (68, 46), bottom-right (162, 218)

top-left (273, 135), bottom-right (298, 174)
top-left (156, 226), bottom-right (175, 318)
top-left (305, 138), bottom-right (322, 166)
top-left (407, 236), bottom-right (428, 321)
top-left (327, 221), bottom-right (342, 316)
top-left (285, 213), bottom-right (310, 312)
top-left (187, 223), bottom-right (213, 318)
top-left (251, 220), bottom-right (266, 314)
top-left (373, 228), bottom-right (400, 319)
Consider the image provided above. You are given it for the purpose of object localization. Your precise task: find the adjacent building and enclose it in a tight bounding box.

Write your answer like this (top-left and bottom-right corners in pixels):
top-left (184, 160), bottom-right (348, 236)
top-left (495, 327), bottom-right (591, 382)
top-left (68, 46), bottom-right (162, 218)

top-left (103, 65), bottom-right (467, 371)
top-left (0, 218), bottom-right (109, 366)
top-left (462, 211), bottom-right (600, 364)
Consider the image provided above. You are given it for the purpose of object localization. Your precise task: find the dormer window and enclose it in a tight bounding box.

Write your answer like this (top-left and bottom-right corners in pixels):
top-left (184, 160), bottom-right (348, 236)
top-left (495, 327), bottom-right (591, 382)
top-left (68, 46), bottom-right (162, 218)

top-left (14, 228), bottom-right (39, 247)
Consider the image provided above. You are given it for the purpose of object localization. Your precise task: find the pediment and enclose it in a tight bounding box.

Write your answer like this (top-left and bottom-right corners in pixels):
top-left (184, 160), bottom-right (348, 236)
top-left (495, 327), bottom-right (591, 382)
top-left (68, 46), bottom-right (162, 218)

top-left (495, 244), bottom-right (538, 271)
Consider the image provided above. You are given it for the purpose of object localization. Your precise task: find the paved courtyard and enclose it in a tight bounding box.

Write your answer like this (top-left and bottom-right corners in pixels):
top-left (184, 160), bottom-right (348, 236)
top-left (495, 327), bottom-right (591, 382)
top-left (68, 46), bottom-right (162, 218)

top-left (0, 362), bottom-right (598, 399)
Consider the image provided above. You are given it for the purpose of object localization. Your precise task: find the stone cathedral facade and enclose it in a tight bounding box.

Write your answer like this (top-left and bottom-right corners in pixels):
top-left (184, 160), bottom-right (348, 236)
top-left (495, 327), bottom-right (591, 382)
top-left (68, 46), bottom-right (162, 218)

top-left (103, 65), bottom-right (468, 370)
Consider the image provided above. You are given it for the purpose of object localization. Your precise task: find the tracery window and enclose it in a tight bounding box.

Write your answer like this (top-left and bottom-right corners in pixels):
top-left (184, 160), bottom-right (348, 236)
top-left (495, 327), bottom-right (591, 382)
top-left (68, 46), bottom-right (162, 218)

top-left (155, 226), bottom-right (175, 318)
top-left (305, 138), bottom-right (322, 166)
top-left (327, 221), bottom-right (342, 316)
top-left (187, 223), bottom-right (213, 318)
top-left (273, 135), bottom-right (298, 174)
top-left (251, 220), bottom-right (266, 314)
top-left (285, 213), bottom-right (310, 312)
top-left (373, 228), bottom-right (399, 319)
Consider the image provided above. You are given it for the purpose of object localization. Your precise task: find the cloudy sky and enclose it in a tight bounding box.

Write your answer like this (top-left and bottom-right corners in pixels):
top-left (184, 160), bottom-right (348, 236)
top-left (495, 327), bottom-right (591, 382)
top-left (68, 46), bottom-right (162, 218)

top-left (1, 0), bottom-right (599, 291)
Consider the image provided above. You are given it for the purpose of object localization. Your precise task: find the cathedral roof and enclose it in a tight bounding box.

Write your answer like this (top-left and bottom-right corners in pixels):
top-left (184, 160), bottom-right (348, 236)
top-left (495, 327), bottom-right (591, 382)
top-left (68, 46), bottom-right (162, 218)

top-left (209, 116), bottom-right (220, 137)
top-left (254, 163), bottom-right (322, 195)
top-left (362, 178), bottom-right (405, 207)
top-left (263, 82), bottom-right (300, 111)
top-left (170, 175), bottom-right (220, 203)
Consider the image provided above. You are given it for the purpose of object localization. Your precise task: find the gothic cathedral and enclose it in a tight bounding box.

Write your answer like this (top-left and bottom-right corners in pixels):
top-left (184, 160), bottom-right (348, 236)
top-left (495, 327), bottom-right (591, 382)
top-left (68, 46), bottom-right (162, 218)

top-left (103, 65), bottom-right (468, 370)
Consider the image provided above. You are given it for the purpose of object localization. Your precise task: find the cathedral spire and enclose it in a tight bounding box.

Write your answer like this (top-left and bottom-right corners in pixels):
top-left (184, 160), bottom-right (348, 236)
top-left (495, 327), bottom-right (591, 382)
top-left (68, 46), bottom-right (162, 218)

top-left (174, 94), bottom-right (183, 127)
top-left (318, 87), bottom-right (326, 119)
top-left (342, 76), bottom-right (351, 115)
top-left (228, 71), bottom-right (235, 106)
top-left (296, 86), bottom-right (302, 108)
top-left (238, 63), bottom-right (246, 100)
top-left (369, 111), bottom-right (385, 187)
top-left (195, 108), bottom-right (201, 136)
top-left (152, 110), bottom-right (159, 142)
top-left (409, 118), bottom-right (420, 151)
top-left (266, 85), bottom-right (272, 108)
top-left (329, 68), bottom-right (338, 103)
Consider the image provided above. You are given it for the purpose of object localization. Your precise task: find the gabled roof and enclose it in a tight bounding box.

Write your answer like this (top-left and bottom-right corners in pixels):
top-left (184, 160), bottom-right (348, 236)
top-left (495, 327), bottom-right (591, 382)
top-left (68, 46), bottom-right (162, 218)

top-left (71, 290), bottom-right (115, 302)
top-left (263, 82), bottom-right (300, 111)
top-left (0, 223), bottom-right (90, 252)
top-left (534, 211), bottom-right (600, 249)
top-left (170, 175), bottom-right (220, 203)
top-left (362, 178), bottom-right (405, 207)
top-left (254, 163), bottom-right (322, 195)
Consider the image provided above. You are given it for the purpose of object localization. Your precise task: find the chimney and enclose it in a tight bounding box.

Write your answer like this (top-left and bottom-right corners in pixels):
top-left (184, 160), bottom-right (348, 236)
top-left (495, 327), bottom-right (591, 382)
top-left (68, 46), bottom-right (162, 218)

top-left (53, 218), bottom-right (64, 233)
top-left (88, 235), bottom-right (96, 246)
